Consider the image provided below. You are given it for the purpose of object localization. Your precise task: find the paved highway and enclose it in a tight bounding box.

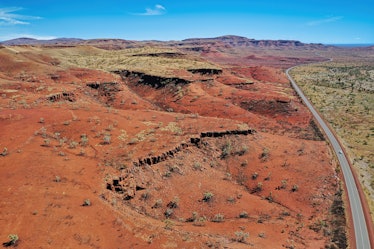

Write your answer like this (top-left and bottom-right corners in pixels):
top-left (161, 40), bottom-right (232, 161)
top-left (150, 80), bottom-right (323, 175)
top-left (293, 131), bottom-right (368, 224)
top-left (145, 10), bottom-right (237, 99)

top-left (286, 67), bottom-right (372, 249)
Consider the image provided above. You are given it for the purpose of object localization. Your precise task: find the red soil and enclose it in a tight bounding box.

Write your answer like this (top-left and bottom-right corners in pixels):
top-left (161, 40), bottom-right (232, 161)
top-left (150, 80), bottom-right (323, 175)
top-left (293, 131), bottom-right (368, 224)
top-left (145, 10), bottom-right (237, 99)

top-left (0, 45), bottom-right (345, 248)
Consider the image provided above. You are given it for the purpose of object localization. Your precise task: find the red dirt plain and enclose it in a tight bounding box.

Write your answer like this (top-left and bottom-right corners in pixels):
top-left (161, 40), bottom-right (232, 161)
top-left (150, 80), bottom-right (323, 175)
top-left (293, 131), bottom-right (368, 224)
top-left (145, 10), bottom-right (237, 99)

top-left (0, 40), bottom-right (348, 248)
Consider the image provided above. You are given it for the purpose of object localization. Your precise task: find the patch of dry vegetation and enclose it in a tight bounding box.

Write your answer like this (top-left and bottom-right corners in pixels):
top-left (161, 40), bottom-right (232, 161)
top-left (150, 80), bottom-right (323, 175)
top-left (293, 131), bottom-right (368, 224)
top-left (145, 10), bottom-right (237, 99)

top-left (46, 46), bottom-right (221, 77)
top-left (290, 59), bottom-right (374, 220)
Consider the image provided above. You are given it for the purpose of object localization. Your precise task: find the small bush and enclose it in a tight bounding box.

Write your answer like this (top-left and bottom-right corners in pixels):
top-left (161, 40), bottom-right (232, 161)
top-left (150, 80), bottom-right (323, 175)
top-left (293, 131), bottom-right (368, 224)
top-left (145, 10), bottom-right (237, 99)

top-left (63, 120), bottom-right (71, 126)
top-left (236, 145), bottom-right (248, 156)
top-left (202, 192), bottom-right (214, 202)
top-left (2, 234), bottom-right (19, 247)
top-left (264, 173), bottom-right (271, 181)
top-left (164, 219), bottom-right (174, 230)
top-left (265, 192), bottom-right (274, 203)
top-left (128, 138), bottom-right (138, 145)
top-left (193, 162), bottom-right (202, 171)
top-left (140, 192), bottom-right (151, 201)
top-left (43, 138), bottom-right (51, 147)
top-left (194, 216), bottom-right (207, 226)
top-left (239, 211), bottom-right (249, 218)
top-left (152, 199), bottom-right (162, 208)
top-left (164, 208), bottom-right (174, 218)
top-left (163, 171), bottom-right (172, 178)
top-left (240, 160), bottom-right (248, 167)
top-left (234, 231), bottom-right (249, 243)
top-left (82, 199), bottom-right (91, 206)
top-left (103, 134), bottom-right (111, 144)
top-left (227, 196), bottom-right (236, 203)
top-left (1, 147), bottom-right (8, 156)
top-left (80, 134), bottom-right (89, 146)
top-left (291, 185), bottom-right (299, 192)
top-left (220, 141), bottom-right (232, 159)
top-left (69, 141), bottom-right (78, 149)
top-left (166, 197), bottom-right (179, 209)
top-left (186, 211), bottom-right (199, 222)
top-left (259, 148), bottom-right (270, 161)
top-left (212, 213), bottom-right (225, 223)
top-left (252, 182), bottom-right (263, 193)
top-left (54, 176), bottom-right (61, 182)
top-left (281, 180), bottom-right (288, 189)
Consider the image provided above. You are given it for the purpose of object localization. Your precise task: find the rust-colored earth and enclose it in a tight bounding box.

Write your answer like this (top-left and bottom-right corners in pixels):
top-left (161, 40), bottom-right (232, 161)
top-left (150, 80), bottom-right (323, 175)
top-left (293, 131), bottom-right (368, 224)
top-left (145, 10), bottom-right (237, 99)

top-left (0, 38), bottom-right (349, 248)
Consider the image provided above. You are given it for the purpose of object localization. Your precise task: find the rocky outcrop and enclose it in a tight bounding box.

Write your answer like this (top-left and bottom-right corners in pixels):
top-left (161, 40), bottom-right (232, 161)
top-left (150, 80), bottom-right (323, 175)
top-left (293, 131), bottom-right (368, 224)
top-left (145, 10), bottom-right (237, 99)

top-left (132, 52), bottom-right (185, 58)
top-left (200, 129), bottom-right (254, 138)
top-left (113, 70), bottom-right (191, 89)
top-left (133, 129), bottom-right (255, 167)
top-left (86, 82), bottom-right (121, 103)
top-left (187, 68), bottom-right (222, 75)
top-left (106, 173), bottom-right (138, 200)
top-left (108, 128), bottom-right (256, 201)
top-left (134, 143), bottom-right (189, 167)
top-left (46, 92), bottom-right (76, 102)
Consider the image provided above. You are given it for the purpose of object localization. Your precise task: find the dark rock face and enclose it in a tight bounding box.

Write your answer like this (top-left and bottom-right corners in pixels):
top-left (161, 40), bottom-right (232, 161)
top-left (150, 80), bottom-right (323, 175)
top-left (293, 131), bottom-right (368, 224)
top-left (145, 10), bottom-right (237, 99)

top-left (86, 82), bottom-right (100, 89)
top-left (200, 129), bottom-right (254, 138)
top-left (113, 70), bottom-right (191, 89)
top-left (181, 46), bottom-right (208, 52)
top-left (187, 68), bottom-right (222, 75)
top-left (132, 52), bottom-right (185, 58)
top-left (134, 143), bottom-right (189, 167)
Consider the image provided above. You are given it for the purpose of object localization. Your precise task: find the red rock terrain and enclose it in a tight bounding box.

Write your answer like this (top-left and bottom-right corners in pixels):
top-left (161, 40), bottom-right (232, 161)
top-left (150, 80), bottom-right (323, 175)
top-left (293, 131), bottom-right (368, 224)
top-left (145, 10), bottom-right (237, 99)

top-left (0, 38), bottom-right (348, 248)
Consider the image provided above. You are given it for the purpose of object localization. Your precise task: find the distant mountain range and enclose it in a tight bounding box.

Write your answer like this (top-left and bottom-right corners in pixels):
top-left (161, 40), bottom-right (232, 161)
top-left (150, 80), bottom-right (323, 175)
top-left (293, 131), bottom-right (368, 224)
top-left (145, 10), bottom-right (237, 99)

top-left (182, 35), bottom-right (322, 47)
top-left (0, 35), bottom-right (326, 48)
top-left (2, 35), bottom-right (372, 50)
top-left (0, 37), bottom-right (84, 46)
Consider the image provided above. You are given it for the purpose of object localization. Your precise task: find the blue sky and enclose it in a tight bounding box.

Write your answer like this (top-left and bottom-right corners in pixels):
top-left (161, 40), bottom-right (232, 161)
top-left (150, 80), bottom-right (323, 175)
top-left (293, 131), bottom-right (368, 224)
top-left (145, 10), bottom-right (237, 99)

top-left (0, 0), bottom-right (373, 44)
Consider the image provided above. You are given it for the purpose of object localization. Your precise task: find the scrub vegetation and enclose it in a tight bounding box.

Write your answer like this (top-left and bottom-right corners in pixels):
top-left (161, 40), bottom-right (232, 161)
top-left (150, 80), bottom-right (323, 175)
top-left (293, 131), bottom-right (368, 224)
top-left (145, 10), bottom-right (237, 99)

top-left (290, 55), bottom-right (374, 219)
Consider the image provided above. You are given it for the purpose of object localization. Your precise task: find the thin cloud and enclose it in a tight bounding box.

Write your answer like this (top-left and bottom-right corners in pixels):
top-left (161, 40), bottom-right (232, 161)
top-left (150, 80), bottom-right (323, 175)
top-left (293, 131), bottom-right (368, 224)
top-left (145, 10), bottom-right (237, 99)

top-left (0, 7), bottom-right (41, 26)
top-left (135, 4), bottom-right (166, 16)
top-left (307, 16), bottom-right (343, 26)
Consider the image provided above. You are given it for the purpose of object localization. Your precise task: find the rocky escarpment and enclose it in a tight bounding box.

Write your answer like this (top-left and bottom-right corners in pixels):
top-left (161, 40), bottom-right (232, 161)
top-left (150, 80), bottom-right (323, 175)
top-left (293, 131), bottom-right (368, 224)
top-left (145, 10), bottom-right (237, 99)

top-left (113, 70), bottom-right (191, 89)
top-left (132, 129), bottom-right (255, 167)
top-left (106, 129), bottom-right (255, 200)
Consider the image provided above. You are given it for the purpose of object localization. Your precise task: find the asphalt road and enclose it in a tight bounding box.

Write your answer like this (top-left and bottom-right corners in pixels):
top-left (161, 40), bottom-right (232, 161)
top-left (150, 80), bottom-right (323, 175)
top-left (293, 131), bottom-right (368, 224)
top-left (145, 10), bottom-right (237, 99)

top-left (286, 67), bottom-right (371, 249)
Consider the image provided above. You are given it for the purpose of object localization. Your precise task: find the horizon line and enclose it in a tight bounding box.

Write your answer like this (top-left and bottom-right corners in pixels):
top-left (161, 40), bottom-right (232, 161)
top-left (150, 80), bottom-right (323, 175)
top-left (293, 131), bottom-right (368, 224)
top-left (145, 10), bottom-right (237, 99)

top-left (0, 35), bottom-right (373, 46)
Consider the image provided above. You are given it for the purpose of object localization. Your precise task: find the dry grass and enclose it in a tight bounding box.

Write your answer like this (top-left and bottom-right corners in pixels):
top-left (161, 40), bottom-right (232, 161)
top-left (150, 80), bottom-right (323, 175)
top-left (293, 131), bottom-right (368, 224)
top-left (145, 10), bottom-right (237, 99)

top-left (45, 46), bottom-right (220, 77)
top-left (290, 60), bottom-right (374, 220)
